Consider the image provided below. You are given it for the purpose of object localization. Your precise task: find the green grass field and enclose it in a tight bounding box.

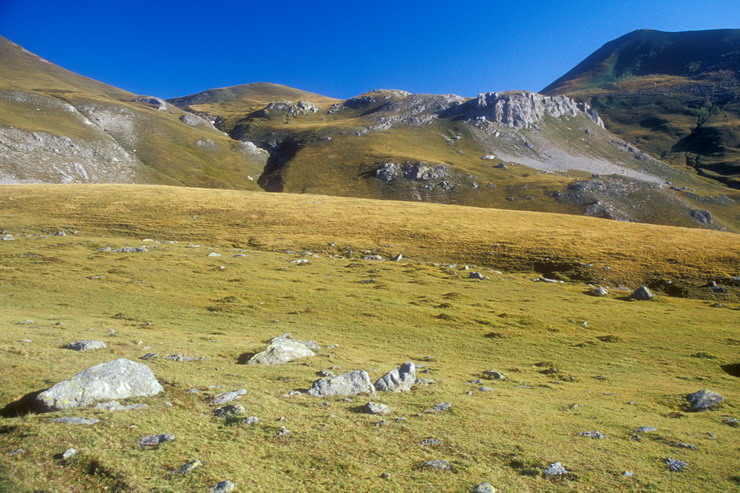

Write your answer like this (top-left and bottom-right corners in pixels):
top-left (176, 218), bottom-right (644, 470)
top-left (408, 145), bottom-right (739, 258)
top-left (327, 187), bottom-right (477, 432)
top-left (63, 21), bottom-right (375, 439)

top-left (0, 185), bottom-right (737, 492)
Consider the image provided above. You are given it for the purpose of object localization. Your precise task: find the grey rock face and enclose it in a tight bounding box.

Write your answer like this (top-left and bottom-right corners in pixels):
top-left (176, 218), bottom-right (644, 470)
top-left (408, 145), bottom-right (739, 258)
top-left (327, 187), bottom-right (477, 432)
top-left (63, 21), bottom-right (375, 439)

top-left (543, 462), bottom-right (569, 477)
top-left (665, 458), bottom-right (687, 472)
top-left (134, 96), bottom-right (168, 111)
top-left (361, 402), bottom-right (391, 415)
top-left (690, 209), bottom-right (713, 224)
top-left (211, 480), bottom-right (236, 492)
top-left (630, 286), bottom-right (654, 300)
top-left (64, 340), bottom-right (107, 351)
top-left (307, 371), bottom-right (374, 397)
top-left (35, 358), bottom-right (163, 412)
top-left (139, 433), bottom-right (175, 448)
top-left (375, 361), bottom-right (416, 392)
top-left (686, 389), bottom-right (724, 411)
top-left (587, 287), bottom-right (609, 297)
top-left (212, 389), bottom-right (247, 406)
top-left (49, 417), bottom-right (99, 425)
top-left (179, 113), bottom-right (215, 129)
top-left (459, 91), bottom-right (604, 129)
top-left (248, 339), bottom-right (316, 365)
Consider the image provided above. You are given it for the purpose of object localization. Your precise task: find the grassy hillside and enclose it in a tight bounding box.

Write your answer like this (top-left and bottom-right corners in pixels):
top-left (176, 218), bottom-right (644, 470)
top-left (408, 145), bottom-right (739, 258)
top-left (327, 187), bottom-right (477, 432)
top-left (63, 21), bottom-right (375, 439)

top-left (0, 185), bottom-right (737, 492)
top-left (0, 36), bottom-right (265, 189)
top-left (543, 29), bottom-right (740, 188)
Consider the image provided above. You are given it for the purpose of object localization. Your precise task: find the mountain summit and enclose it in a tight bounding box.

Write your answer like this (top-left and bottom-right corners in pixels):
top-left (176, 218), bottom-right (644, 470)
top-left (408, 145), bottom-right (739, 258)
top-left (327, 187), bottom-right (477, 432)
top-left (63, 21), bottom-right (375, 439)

top-left (543, 29), bottom-right (740, 187)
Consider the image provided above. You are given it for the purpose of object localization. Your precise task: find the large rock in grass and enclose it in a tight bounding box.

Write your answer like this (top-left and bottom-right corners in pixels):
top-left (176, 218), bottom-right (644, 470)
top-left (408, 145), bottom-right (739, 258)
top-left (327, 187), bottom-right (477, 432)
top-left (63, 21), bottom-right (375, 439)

top-left (374, 361), bottom-right (416, 392)
top-left (686, 389), bottom-right (724, 411)
top-left (307, 371), bottom-right (374, 397)
top-left (248, 339), bottom-right (316, 365)
top-left (35, 358), bottom-right (163, 412)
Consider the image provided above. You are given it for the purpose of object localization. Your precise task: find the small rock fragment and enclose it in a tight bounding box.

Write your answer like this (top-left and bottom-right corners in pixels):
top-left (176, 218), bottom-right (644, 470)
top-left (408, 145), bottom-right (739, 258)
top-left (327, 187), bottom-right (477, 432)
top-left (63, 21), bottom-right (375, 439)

top-left (139, 433), bottom-right (176, 448)
top-left (212, 389), bottom-right (247, 406)
top-left (241, 416), bottom-right (260, 425)
top-left (419, 438), bottom-right (442, 446)
top-left (61, 448), bottom-right (77, 460)
top-left (426, 402), bottom-right (452, 413)
top-left (375, 361), bottom-right (416, 392)
top-left (578, 431), bottom-right (606, 439)
top-left (213, 404), bottom-right (245, 417)
top-left (630, 286), bottom-right (653, 300)
top-left (636, 426), bottom-right (657, 433)
top-left (277, 426), bottom-right (292, 437)
top-left (421, 459), bottom-right (451, 470)
top-left (686, 389), bottom-right (724, 411)
top-left (94, 401), bottom-right (148, 412)
top-left (362, 402), bottom-right (391, 415)
top-left (210, 480), bottom-right (236, 493)
top-left (472, 483), bottom-right (496, 493)
top-left (543, 462), bottom-right (568, 477)
top-left (174, 459), bottom-right (202, 474)
top-left (587, 287), bottom-right (608, 297)
top-left (665, 458), bottom-right (687, 472)
top-left (64, 340), bottom-right (107, 351)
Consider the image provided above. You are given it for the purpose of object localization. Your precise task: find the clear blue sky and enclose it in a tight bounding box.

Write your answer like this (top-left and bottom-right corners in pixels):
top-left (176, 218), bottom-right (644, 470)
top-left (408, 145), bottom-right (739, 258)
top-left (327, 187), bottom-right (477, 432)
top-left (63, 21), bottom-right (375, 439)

top-left (1, 0), bottom-right (738, 99)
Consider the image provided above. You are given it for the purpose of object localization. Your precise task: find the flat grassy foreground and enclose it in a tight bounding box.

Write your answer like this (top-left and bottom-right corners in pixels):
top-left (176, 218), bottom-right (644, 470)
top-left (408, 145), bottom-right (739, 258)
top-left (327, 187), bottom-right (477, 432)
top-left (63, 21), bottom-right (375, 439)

top-left (0, 184), bottom-right (738, 492)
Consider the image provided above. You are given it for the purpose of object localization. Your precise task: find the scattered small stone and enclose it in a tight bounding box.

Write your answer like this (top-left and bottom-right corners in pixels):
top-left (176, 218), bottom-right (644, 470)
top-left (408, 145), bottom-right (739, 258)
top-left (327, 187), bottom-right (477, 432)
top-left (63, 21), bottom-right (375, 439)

top-left (307, 371), bottom-right (374, 397)
top-left (363, 255), bottom-right (384, 261)
top-left (362, 402), bottom-right (391, 415)
top-left (113, 247), bottom-right (147, 253)
top-left (630, 286), bottom-right (653, 300)
top-left (281, 390), bottom-right (302, 398)
top-left (141, 353), bottom-right (159, 360)
top-left (241, 416), bottom-right (260, 425)
top-left (139, 433), bottom-right (176, 448)
top-left (318, 370), bottom-right (335, 378)
top-left (375, 361), bottom-right (416, 392)
top-left (416, 378), bottom-right (435, 386)
top-left (686, 389), bottom-right (724, 411)
top-left (636, 426), bottom-right (657, 433)
top-left (213, 404), bottom-right (245, 417)
top-left (469, 272), bottom-right (488, 280)
top-left (374, 419), bottom-right (388, 427)
top-left (49, 417), bottom-right (99, 425)
top-left (587, 287), bottom-right (608, 297)
top-left (578, 431), bottom-right (606, 439)
top-left (61, 448), bottom-right (77, 460)
top-left (543, 462), bottom-right (568, 477)
top-left (421, 459), bottom-right (451, 470)
top-left (19, 339), bottom-right (32, 343)
top-left (472, 483), bottom-right (496, 493)
top-left (426, 402), bottom-right (452, 413)
top-left (64, 340), bottom-right (107, 351)
top-left (724, 418), bottom-right (738, 427)
top-left (478, 386), bottom-right (493, 392)
top-left (419, 438), bottom-right (442, 446)
top-left (483, 370), bottom-right (506, 380)
top-left (173, 459), bottom-right (202, 474)
top-left (533, 277), bottom-right (563, 283)
top-left (665, 458), bottom-right (687, 472)
top-left (291, 259), bottom-right (309, 265)
top-left (210, 480), bottom-right (236, 493)
top-left (391, 254), bottom-right (403, 261)
top-left (207, 252), bottom-right (222, 257)
top-left (212, 389), bottom-right (247, 406)
top-left (622, 471), bottom-right (633, 478)
top-left (670, 442), bottom-right (697, 450)
top-left (277, 426), bottom-right (292, 437)
top-left (164, 354), bottom-right (202, 362)
top-left (17, 320), bottom-right (33, 325)
top-left (7, 449), bottom-right (25, 456)
top-left (380, 472), bottom-right (391, 479)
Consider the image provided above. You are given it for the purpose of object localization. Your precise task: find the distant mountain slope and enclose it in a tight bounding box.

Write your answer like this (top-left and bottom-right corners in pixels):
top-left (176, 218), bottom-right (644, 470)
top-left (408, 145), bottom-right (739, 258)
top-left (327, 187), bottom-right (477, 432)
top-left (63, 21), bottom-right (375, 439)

top-left (543, 29), bottom-right (740, 188)
top-left (0, 36), bottom-right (265, 189)
top-left (171, 84), bottom-right (739, 231)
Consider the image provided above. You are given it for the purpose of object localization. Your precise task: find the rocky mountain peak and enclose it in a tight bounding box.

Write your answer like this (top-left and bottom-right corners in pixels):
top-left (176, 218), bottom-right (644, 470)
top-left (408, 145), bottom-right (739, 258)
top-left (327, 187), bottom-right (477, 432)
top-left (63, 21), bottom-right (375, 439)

top-left (461, 91), bottom-right (604, 129)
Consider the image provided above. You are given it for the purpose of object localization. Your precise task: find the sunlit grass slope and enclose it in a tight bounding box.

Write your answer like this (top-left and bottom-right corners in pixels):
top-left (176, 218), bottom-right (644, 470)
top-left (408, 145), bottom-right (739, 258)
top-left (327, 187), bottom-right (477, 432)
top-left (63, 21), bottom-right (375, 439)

top-left (0, 185), bottom-right (737, 492)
